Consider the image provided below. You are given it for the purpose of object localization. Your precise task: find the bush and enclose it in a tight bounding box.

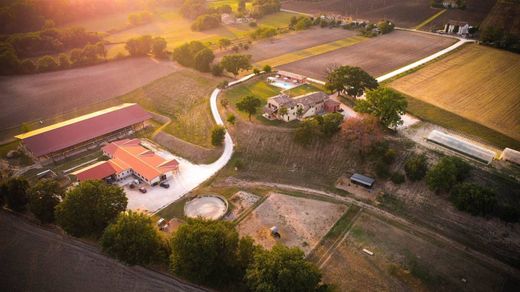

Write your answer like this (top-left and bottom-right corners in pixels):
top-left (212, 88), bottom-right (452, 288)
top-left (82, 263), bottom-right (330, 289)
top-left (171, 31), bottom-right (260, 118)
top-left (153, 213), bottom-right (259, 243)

top-left (295, 17), bottom-right (313, 30)
top-left (404, 154), bottom-right (428, 181)
top-left (450, 183), bottom-right (497, 217)
top-left (250, 26), bottom-right (277, 40)
top-left (172, 41), bottom-right (214, 72)
top-left (211, 63), bottom-right (223, 76)
top-left (211, 126), bottom-right (226, 146)
top-left (249, 21), bottom-right (257, 27)
top-left (28, 179), bottom-right (64, 223)
top-left (227, 114), bottom-right (236, 125)
top-left (125, 35), bottom-right (152, 56)
top-left (37, 55), bottom-right (59, 72)
top-left (0, 177), bottom-right (29, 212)
top-left (375, 160), bottom-right (390, 179)
top-left (55, 180), bottom-right (127, 237)
top-left (391, 172), bottom-right (405, 184)
top-left (191, 14), bottom-right (221, 31)
top-left (193, 47), bottom-right (215, 72)
top-left (426, 156), bottom-right (470, 192)
top-left (101, 211), bottom-right (164, 265)
top-left (151, 37), bottom-right (167, 57)
top-left (253, 68), bottom-right (260, 74)
top-left (383, 148), bottom-right (396, 164)
top-left (217, 80), bottom-right (228, 89)
top-left (262, 64), bottom-right (272, 73)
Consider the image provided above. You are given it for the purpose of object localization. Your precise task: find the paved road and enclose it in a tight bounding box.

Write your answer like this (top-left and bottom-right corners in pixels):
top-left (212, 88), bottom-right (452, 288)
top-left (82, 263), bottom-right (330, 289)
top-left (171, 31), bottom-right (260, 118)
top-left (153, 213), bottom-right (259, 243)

top-left (0, 211), bottom-right (206, 292)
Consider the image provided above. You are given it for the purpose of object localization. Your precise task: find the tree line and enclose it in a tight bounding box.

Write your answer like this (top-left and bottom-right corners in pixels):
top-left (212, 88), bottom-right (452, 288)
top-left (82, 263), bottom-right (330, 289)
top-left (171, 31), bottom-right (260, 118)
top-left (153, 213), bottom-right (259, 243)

top-left (0, 178), bottom-right (327, 291)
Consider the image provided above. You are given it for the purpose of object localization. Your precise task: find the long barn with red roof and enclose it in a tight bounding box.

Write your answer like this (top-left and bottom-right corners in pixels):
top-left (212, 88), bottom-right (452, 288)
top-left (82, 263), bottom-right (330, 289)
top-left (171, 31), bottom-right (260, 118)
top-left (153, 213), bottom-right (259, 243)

top-left (15, 103), bottom-right (151, 161)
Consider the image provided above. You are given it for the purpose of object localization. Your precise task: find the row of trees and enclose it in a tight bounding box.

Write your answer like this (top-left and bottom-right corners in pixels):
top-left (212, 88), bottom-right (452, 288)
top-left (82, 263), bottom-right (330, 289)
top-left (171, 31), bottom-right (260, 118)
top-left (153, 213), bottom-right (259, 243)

top-left (249, 0), bottom-right (281, 19)
top-left (125, 35), bottom-right (167, 58)
top-left (250, 26), bottom-right (278, 40)
top-left (294, 113), bottom-right (344, 145)
top-left (480, 26), bottom-right (520, 53)
top-left (0, 178), bottom-right (325, 290)
top-left (128, 11), bottom-right (154, 27)
top-left (0, 41), bottom-right (106, 75)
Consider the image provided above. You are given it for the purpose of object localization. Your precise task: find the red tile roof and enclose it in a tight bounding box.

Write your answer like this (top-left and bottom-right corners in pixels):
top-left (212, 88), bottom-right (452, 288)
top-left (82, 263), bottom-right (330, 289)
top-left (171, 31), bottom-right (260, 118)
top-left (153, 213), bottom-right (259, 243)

top-left (102, 139), bottom-right (179, 182)
top-left (16, 103), bottom-right (151, 157)
top-left (72, 161), bottom-right (117, 182)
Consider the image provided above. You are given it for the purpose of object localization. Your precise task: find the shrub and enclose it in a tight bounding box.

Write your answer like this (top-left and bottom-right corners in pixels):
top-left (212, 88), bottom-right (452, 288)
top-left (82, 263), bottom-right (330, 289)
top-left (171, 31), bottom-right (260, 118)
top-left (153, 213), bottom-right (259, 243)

top-left (125, 35), bottom-right (152, 56)
top-left (211, 63), bottom-right (223, 76)
top-left (383, 148), bottom-right (396, 164)
top-left (211, 126), bottom-right (226, 146)
top-left (193, 47), bottom-right (215, 72)
top-left (191, 14), bottom-right (221, 31)
top-left (28, 179), bottom-right (64, 223)
top-left (404, 154), bottom-right (428, 181)
top-left (253, 68), bottom-right (260, 74)
top-left (0, 177), bottom-right (29, 212)
top-left (391, 172), bottom-right (405, 184)
top-left (217, 80), bottom-right (228, 89)
top-left (250, 26), bottom-right (277, 40)
top-left (227, 114), bottom-right (236, 125)
top-left (262, 64), bottom-right (272, 73)
top-left (249, 21), bottom-right (257, 27)
top-left (450, 183), bottom-right (497, 217)
top-left (426, 156), bottom-right (470, 192)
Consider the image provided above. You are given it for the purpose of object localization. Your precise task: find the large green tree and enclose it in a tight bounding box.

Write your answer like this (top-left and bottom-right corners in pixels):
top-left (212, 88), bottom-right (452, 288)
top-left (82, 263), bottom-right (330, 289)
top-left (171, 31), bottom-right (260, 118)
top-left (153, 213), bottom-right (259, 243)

top-left (1, 177), bottom-right (29, 212)
top-left (55, 180), bottom-right (127, 237)
top-left (125, 35), bottom-right (153, 56)
top-left (101, 211), bottom-right (164, 265)
top-left (246, 244), bottom-right (322, 292)
top-left (151, 37), bottom-right (167, 57)
top-left (169, 219), bottom-right (242, 287)
top-left (236, 95), bottom-right (262, 120)
top-left (221, 54), bottom-right (252, 77)
top-left (450, 183), bottom-right (497, 217)
top-left (426, 156), bottom-right (470, 192)
top-left (324, 65), bottom-right (378, 98)
top-left (28, 179), bottom-right (64, 223)
top-left (294, 118), bottom-right (319, 145)
top-left (355, 88), bottom-right (407, 129)
top-left (317, 112), bottom-right (344, 138)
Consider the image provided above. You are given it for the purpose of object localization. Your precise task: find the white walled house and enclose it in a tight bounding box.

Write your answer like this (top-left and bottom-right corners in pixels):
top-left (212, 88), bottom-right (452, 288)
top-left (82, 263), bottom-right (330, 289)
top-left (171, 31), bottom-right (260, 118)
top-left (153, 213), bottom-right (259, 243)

top-left (263, 91), bottom-right (340, 122)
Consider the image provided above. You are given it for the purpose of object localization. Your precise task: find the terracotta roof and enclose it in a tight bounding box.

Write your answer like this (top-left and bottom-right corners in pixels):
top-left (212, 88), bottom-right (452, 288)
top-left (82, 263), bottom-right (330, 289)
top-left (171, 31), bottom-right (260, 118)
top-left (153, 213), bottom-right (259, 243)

top-left (72, 161), bottom-right (116, 182)
top-left (102, 139), bottom-right (179, 182)
top-left (16, 103), bottom-right (151, 157)
top-left (277, 70), bottom-right (307, 80)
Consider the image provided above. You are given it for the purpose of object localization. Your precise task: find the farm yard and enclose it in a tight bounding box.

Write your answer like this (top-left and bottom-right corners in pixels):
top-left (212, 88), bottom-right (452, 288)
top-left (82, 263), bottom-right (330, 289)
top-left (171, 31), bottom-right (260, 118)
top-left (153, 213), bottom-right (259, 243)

top-left (419, 0), bottom-right (496, 31)
top-left (282, 0), bottom-right (437, 28)
top-left (389, 44), bottom-right (520, 144)
top-left (318, 211), bottom-right (513, 291)
top-left (237, 192), bottom-right (348, 255)
top-left (278, 30), bottom-right (457, 79)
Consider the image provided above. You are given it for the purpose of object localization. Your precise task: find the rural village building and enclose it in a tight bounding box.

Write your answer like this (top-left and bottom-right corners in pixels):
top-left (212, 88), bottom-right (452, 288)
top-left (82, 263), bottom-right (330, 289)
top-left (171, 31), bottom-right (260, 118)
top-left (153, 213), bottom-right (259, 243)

top-left (72, 139), bottom-right (179, 185)
top-left (15, 103), bottom-right (151, 162)
top-left (263, 91), bottom-right (340, 122)
top-left (443, 20), bottom-right (471, 36)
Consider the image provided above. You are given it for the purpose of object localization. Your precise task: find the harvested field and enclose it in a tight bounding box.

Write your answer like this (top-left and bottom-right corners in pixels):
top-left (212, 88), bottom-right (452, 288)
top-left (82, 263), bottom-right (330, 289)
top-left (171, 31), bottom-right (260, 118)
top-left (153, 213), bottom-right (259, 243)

top-left (322, 212), bottom-right (514, 291)
top-left (420, 0), bottom-right (496, 31)
top-left (283, 0), bottom-right (436, 28)
top-left (389, 44), bottom-right (520, 142)
top-left (237, 192), bottom-right (347, 255)
top-left (278, 30), bottom-right (456, 79)
top-left (481, 0), bottom-right (520, 38)
top-left (0, 57), bottom-right (178, 135)
top-left (247, 27), bottom-right (357, 62)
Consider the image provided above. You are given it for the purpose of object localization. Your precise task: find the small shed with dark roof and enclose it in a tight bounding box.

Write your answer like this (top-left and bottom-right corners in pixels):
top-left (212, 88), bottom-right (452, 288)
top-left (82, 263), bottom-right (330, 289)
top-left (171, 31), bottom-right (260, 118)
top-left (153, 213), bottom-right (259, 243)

top-left (350, 173), bottom-right (375, 188)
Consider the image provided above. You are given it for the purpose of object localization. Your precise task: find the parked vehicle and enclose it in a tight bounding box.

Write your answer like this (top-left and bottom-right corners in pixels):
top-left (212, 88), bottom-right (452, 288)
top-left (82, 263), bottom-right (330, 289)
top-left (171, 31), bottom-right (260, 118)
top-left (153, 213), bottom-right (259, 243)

top-left (139, 187), bottom-right (147, 193)
top-left (160, 182), bottom-right (170, 188)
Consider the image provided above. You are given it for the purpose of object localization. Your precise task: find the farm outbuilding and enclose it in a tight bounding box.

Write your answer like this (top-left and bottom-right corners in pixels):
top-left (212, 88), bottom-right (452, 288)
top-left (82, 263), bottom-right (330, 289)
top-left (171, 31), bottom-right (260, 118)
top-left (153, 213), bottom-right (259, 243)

top-left (15, 103), bottom-right (151, 161)
top-left (427, 130), bottom-right (496, 164)
top-left (350, 173), bottom-right (375, 188)
top-left (500, 148), bottom-right (520, 165)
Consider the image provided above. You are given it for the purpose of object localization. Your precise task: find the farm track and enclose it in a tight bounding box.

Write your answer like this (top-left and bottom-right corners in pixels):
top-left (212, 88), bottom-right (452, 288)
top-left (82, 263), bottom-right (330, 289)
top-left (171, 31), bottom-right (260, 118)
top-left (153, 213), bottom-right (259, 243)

top-left (222, 178), bottom-right (520, 280)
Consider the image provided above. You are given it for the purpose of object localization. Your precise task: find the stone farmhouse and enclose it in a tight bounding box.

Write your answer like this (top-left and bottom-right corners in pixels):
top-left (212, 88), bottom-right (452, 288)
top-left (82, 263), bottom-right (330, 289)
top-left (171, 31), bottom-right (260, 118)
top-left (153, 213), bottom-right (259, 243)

top-left (263, 91), bottom-right (340, 122)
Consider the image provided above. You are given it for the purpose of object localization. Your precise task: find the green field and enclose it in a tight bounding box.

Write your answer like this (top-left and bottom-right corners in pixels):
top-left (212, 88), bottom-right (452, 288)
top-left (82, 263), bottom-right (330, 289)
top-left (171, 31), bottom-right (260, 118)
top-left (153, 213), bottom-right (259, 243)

top-left (104, 9), bottom-right (297, 58)
top-left (118, 69), bottom-right (224, 148)
top-left (390, 44), bottom-right (520, 148)
top-left (254, 35), bottom-right (367, 68)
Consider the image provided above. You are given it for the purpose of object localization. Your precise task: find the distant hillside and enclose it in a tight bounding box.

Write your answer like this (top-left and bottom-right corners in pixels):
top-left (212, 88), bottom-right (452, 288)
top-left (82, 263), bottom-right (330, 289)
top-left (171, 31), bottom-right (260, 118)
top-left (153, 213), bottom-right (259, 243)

top-left (481, 0), bottom-right (520, 37)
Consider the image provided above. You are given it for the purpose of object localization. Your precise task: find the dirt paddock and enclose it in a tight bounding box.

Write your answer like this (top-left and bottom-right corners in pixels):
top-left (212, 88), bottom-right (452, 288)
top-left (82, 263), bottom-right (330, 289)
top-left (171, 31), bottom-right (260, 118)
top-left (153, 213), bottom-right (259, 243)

top-left (279, 30), bottom-right (456, 79)
top-left (237, 192), bottom-right (347, 255)
top-left (321, 212), bottom-right (515, 291)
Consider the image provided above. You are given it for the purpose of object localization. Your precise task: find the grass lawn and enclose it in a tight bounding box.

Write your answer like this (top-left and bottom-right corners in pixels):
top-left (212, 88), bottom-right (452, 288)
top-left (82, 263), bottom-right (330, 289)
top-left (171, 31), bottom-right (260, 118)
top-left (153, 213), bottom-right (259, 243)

top-left (118, 69), bottom-right (224, 148)
top-left (283, 83), bottom-right (323, 97)
top-left (389, 44), bottom-right (520, 145)
top-left (254, 35), bottom-right (367, 68)
top-left (221, 77), bottom-right (322, 126)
